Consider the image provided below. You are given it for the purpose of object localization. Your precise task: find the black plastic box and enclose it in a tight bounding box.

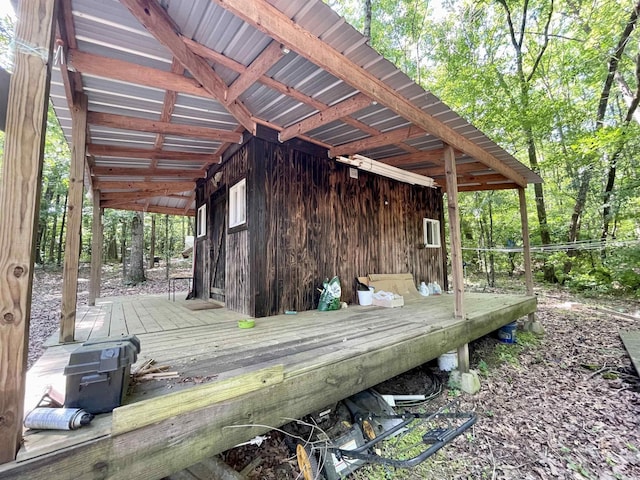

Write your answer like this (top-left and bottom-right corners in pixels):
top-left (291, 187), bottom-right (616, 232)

top-left (63, 335), bottom-right (141, 414)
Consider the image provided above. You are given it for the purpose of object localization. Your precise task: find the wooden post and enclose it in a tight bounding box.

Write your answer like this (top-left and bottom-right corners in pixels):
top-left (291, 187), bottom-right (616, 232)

top-left (89, 190), bottom-right (103, 306)
top-left (444, 145), bottom-right (469, 373)
top-left (444, 145), bottom-right (464, 318)
top-left (519, 187), bottom-right (536, 325)
top-left (0, 0), bottom-right (57, 463)
top-left (518, 187), bottom-right (534, 296)
top-left (59, 93), bottom-right (88, 343)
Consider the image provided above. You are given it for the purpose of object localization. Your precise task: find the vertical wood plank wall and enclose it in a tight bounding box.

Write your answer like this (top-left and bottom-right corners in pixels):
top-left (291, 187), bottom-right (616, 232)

top-left (255, 138), bottom-right (444, 316)
top-left (195, 136), bottom-right (445, 318)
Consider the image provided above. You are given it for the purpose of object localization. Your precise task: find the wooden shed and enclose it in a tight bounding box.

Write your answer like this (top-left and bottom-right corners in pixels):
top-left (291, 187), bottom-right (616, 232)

top-left (0, 0), bottom-right (541, 476)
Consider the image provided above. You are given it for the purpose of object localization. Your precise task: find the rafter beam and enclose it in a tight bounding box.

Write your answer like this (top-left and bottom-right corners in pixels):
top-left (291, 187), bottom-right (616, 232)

top-left (227, 41), bottom-right (284, 103)
top-left (92, 166), bottom-right (205, 178)
top-left (456, 182), bottom-right (519, 192)
top-left (119, 0), bottom-right (255, 134)
top-left (212, 0), bottom-right (527, 187)
top-left (69, 49), bottom-right (209, 98)
top-left (103, 201), bottom-right (195, 216)
top-left (279, 93), bottom-right (372, 142)
top-left (87, 144), bottom-right (218, 163)
top-left (87, 111), bottom-right (242, 143)
top-left (412, 161), bottom-right (488, 177)
top-left (93, 180), bottom-right (194, 191)
top-left (329, 125), bottom-right (425, 158)
top-left (101, 191), bottom-right (186, 201)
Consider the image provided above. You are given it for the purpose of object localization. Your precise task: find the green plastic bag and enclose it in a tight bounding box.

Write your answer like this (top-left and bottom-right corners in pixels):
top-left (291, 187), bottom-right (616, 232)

top-left (318, 276), bottom-right (341, 311)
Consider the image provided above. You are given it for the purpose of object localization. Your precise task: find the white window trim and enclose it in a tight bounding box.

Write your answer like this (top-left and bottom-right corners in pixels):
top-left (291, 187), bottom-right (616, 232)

top-left (229, 178), bottom-right (247, 228)
top-left (423, 218), bottom-right (441, 248)
top-left (196, 204), bottom-right (207, 238)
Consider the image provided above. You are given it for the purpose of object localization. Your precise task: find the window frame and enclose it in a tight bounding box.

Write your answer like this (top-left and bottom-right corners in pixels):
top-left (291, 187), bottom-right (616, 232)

top-left (229, 178), bottom-right (247, 229)
top-left (423, 218), bottom-right (441, 248)
top-left (196, 204), bottom-right (207, 238)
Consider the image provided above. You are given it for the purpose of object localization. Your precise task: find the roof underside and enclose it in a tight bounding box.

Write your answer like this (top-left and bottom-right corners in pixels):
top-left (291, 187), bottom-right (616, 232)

top-left (47, 0), bottom-right (542, 216)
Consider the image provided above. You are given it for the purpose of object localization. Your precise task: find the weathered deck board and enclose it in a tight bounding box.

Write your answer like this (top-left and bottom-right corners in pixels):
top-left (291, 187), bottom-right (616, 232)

top-left (4, 292), bottom-right (536, 479)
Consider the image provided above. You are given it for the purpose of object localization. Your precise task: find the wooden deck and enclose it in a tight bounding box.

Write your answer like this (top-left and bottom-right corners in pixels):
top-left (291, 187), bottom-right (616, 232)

top-left (2, 292), bottom-right (536, 480)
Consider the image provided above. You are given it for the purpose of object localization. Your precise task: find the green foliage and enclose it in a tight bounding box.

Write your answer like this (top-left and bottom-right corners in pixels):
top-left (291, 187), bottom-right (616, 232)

top-left (326, 0), bottom-right (640, 293)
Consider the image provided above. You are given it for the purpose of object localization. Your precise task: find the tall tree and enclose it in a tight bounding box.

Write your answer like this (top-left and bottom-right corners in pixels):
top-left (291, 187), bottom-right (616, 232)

top-left (127, 212), bottom-right (146, 285)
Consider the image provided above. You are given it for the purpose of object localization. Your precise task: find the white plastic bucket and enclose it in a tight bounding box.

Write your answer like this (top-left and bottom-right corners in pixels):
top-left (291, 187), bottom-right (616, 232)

top-left (438, 351), bottom-right (458, 371)
top-left (357, 289), bottom-right (373, 305)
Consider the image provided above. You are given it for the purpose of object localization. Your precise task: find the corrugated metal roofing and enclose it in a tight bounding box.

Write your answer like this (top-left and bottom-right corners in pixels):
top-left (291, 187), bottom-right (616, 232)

top-left (47, 0), bottom-right (542, 216)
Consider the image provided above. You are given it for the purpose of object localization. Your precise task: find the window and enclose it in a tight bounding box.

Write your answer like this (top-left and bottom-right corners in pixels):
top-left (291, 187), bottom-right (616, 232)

top-left (196, 205), bottom-right (207, 238)
top-left (423, 218), bottom-right (441, 248)
top-left (229, 178), bottom-right (247, 228)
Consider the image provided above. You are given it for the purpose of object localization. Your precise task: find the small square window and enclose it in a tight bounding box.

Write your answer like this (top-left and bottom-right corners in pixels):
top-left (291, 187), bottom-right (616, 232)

top-left (197, 204), bottom-right (207, 238)
top-left (229, 178), bottom-right (246, 228)
top-left (423, 218), bottom-right (441, 248)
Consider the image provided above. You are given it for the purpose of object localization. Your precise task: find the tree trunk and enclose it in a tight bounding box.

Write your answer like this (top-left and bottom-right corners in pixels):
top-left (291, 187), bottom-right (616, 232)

top-left (36, 183), bottom-right (53, 264)
top-left (165, 213), bottom-right (170, 280)
top-left (49, 192), bottom-right (60, 264)
top-left (57, 191), bottom-right (68, 267)
top-left (364, 0), bottom-right (372, 41)
top-left (148, 214), bottom-right (156, 269)
top-left (121, 220), bottom-right (127, 277)
top-left (127, 212), bottom-right (146, 285)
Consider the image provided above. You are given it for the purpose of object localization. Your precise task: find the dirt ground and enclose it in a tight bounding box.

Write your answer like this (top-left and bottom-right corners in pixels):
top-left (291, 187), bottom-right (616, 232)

top-left (28, 269), bottom-right (640, 479)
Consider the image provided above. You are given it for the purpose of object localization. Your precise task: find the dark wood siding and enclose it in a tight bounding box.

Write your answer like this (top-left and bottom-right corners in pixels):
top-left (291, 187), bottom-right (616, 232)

top-left (196, 136), bottom-right (446, 317)
top-left (252, 138), bottom-right (445, 317)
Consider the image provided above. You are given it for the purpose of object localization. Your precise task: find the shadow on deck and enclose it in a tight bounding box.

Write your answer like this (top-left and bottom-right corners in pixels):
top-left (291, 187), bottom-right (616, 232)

top-left (2, 291), bottom-right (536, 480)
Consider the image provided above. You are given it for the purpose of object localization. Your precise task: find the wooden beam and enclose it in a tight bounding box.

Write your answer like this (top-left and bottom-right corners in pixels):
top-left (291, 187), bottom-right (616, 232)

top-left (455, 182), bottom-right (519, 192)
top-left (87, 144), bottom-right (218, 163)
top-left (112, 365), bottom-right (284, 436)
top-left (329, 125), bottom-right (425, 157)
top-left (0, 0), bottom-right (56, 463)
top-left (104, 202), bottom-right (195, 217)
top-left (519, 187), bottom-right (535, 308)
top-left (457, 173), bottom-right (509, 184)
top-left (87, 112), bottom-right (242, 143)
top-left (119, 0), bottom-right (256, 134)
top-left (212, 0), bottom-right (528, 186)
top-left (60, 94), bottom-right (88, 344)
top-left (416, 161), bottom-right (486, 177)
top-left (518, 187), bottom-right (534, 295)
top-left (100, 191), bottom-right (190, 202)
top-left (94, 180), bottom-right (194, 191)
top-left (227, 41), bottom-right (284, 103)
top-left (55, 0), bottom-right (83, 109)
top-left (68, 49), bottom-right (209, 98)
top-left (444, 145), bottom-right (464, 320)
top-left (89, 190), bottom-right (103, 307)
top-left (93, 166), bottom-right (205, 179)
top-left (279, 93), bottom-right (372, 142)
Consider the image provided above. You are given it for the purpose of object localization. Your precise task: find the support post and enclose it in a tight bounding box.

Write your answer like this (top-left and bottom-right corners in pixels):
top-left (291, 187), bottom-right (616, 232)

top-left (518, 187), bottom-right (534, 296)
top-left (89, 190), bottom-right (103, 306)
top-left (445, 145), bottom-right (469, 374)
top-left (444, 145), bottom-right (465, 318)
top-left (519, 187), bottom-right (540, 331)
top-left (60, 93), bottom-right (88, 343)
top-left (0, 0), bottom-right (57, 463)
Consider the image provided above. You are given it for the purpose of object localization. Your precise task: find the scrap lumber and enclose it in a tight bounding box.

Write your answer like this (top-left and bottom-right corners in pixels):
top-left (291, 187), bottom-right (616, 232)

top-left (111, 365), bottom-right (284, 436)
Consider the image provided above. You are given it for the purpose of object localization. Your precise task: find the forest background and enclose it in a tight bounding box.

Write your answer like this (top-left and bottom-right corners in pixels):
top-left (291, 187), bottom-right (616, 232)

top-left (1, 0), bottom-right (639, 294)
